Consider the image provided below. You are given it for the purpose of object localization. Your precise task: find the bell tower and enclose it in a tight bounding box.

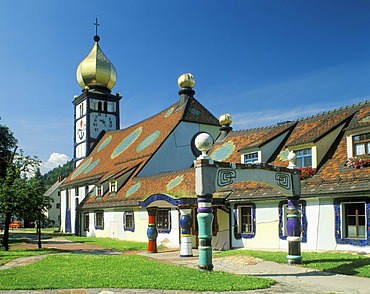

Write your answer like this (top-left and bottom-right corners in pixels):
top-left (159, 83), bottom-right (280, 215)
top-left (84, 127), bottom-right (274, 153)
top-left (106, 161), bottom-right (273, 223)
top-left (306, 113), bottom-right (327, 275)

top-left (73, 19), bottom-right (121, 167)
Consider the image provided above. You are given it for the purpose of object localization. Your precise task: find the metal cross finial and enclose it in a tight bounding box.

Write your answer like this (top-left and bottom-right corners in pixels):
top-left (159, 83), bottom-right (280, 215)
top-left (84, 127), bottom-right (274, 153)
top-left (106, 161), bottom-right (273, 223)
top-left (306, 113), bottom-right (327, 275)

top-left (93, 17), bottom-right (100, 36)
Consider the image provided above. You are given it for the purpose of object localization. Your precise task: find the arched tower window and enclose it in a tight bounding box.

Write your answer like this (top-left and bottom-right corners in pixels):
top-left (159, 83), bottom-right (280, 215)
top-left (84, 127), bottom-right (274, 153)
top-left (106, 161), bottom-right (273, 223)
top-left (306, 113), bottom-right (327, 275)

top-left (98, 101), bottom-right (102, 111)
top-left (104, 101), bottom-right (108, 112)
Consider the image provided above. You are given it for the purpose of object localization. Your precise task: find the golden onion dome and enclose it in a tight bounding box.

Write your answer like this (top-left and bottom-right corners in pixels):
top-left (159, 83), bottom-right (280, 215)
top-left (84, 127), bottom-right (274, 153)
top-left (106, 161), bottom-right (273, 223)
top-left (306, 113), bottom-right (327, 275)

top-left (178, 73), bottom-right (195, 89)
top-left (219, 113), bottom-right (232, 126)
top-left (76, 36), bottom-right (117, 90)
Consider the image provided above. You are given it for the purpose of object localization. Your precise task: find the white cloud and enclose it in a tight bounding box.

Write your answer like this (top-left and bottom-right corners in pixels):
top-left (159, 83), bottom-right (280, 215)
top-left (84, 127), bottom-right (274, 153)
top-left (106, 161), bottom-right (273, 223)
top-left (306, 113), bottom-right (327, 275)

top-left (41, 153), bottom-right (70, 174)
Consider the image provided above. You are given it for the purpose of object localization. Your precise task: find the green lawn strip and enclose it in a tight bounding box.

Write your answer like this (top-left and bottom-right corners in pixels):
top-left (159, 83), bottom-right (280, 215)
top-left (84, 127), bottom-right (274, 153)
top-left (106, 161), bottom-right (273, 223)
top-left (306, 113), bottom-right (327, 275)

top-left (0, 254), bottom-right (274, 291)
top-left (66, 236), bottom-right (148, 251)
top-left (0, 249), bottom-right (58, 266)
top-left (216, 250), bottom-right (370, 278)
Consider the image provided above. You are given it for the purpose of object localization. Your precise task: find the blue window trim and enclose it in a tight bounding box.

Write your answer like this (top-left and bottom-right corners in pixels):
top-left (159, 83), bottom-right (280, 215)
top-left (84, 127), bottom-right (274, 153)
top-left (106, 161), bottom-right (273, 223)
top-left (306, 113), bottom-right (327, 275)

top-left (278, 200), bottom-right (307, 243)
top-left (123, 211), bottom-right (135, 232)
top-left (157, 208), bottom-right (172, 234)
top-left (94, 210), bottom-right (104, 230)
top-left (234, 203), bottom-right (256, 239)
top-left (295, 148), bottom-right (312, 167)
top-left (334, 197), bottom-right (370, 246)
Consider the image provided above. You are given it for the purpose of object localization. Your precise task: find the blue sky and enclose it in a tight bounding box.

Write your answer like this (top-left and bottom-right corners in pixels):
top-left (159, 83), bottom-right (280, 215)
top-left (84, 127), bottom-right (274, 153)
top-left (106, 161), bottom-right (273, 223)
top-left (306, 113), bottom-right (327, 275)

top-left (1, 1), bottom-right (370, 173)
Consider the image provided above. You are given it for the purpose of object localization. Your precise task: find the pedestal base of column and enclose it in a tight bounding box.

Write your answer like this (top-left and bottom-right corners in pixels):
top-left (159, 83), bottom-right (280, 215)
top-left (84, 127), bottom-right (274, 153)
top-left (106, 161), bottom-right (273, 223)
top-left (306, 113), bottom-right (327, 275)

top-left (198, 245), bottom-right (213, 271)
top-left (180, 235), bottom-right (193, 257)
top-left (147, 240), bottom-right (157, 253)
top-left (287, 240), bottom-right (302, 265)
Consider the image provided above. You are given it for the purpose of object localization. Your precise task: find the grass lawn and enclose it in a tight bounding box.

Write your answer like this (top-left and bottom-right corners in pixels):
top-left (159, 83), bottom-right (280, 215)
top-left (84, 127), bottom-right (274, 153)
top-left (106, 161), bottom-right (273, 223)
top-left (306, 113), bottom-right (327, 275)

top-left (0, 254), bottom-right (274, 291)
top-left (216, 249), bottom-right (370, 278)
top-left (66, 236), bottom-right (148, 251)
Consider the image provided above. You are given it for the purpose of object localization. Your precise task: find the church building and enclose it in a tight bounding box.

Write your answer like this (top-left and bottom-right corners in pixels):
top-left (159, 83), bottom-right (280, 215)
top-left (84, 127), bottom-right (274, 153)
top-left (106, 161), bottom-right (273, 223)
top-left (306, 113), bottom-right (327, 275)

top-left (60, 31), bottom-right (370, 255)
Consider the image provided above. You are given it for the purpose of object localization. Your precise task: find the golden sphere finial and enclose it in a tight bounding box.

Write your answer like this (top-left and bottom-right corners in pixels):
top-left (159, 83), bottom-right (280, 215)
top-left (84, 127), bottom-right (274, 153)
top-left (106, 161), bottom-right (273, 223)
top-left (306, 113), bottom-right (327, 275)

top-left (219, 113), bottom-right (232, 126)
top-left (178, 73), bottom-right (195, 89)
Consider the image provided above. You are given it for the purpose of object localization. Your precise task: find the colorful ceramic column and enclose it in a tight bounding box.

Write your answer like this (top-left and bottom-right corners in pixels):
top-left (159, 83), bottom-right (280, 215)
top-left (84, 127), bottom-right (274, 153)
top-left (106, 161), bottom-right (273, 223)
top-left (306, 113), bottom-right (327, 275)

top-left (286, 151), bottom-right (302, 264)
top-left (197, 194), bottom-right (214, 270)
top-left (146, 207), bottom-right (158, 253)
top-left (286, 198), bottom-right (302, 264)
top-left (179, 207), bottom-right (193, 257)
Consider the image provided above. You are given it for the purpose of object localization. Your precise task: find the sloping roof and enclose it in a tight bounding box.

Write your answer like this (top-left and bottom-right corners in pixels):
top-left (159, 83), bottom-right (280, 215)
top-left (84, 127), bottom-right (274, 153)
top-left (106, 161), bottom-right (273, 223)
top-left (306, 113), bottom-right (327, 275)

top-left (63, 96), bottom-right (219, 189)
top-left (44, 178), bottom-right (65, 196)
top-left (225, 101), bottom-right (370, 201)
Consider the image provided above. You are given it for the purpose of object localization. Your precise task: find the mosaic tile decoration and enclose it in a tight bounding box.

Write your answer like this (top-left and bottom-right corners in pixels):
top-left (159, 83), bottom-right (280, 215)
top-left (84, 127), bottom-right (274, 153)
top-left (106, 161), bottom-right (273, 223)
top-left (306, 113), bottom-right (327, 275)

top-left (136, 130), bottom-right (161, 153)
top-left (97, 135), bottom-right (112, 153)
top-left (71, 158), bottom-right (93, 179)
top-left (334, 197), bottom-right (370, 246)
top-left (211, 141), bottom-right (235, 161)
top-left (278, 200), bottom-right (307, 243)
top-left (164, 107), bottom-right (174, 117)
top-left (125, 182), bottom-right (142, 198)
top-left (83, 159), bottom-right (100, 175)
top-left (138, 193), bottom-right (179, 207)
top-left (166, 175), bottom-right (184, 191)
top-left (111, 127), bottom-right (143, 159)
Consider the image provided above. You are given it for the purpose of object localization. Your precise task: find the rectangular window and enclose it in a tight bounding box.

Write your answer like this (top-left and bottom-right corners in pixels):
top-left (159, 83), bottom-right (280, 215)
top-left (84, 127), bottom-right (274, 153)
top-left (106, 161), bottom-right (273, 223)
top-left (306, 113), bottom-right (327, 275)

top-left (96, 185), bottom-right (103, 197)
top-left (84, 213), bottom-right (89, 231)
top-left (353, 132), bottom-right (370, 156)
top-left (75, 187), bottom-right (79, 196)
top-left (295, 148), bottom-right (312, 167)
top-left (56, 203), bottom-right (60, 209)
top-left (239, 206), bottom-right (253, 233)
top-left (124, 212), bottom-right (135, 231)
top-left (244, 152), bottom-right (259, 164)
top-left (342, 203), bottom-right (366, 239)
top-left (110, 181), bottom-right (117, 193)
top-left (95, 210), bottom-right (104, 229)
top-left (157, 209), bottom-right (169, 231)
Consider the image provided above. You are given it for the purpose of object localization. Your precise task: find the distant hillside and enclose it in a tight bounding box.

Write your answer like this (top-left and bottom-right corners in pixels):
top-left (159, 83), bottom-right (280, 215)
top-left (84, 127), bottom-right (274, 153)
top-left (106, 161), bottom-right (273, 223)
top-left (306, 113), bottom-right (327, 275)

top-left (43, 160), bottom-right (74, 190)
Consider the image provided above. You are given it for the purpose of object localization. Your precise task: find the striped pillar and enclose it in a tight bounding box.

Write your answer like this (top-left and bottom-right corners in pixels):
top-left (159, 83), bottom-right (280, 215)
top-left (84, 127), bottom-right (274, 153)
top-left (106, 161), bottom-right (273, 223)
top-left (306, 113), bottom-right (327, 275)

top-left (146, 207), bottom-right (158, 253)
top-left (286, 199), bottom-right (302, 264)
top-left (179, 207), bottom-right (193, 257)
top-left (197, 194), bottom-right (214, 271)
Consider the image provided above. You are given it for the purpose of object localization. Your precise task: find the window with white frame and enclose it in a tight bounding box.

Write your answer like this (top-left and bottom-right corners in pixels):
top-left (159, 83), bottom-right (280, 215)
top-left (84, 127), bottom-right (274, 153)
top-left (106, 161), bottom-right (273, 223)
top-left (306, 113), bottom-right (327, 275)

top-left (96, 185), bottom-right (103, 197)
top-left (95, 210), bottom-right (104, 229)
top-left (156, 209), bottom-right (170, 231)
top-left (294, 148), bottom-right (312, 167)
top-left (123, 211), bottom-right (135, 231)
top-left (109, 181), bottom-right (117, 193)
top-left (239, 206), bottom-right (253, 233)
top-left (353, 132), bottom-right (370, 156)
top-left (342, 202), bottom-right (366, 239)
top-left (243, 152), bottom-right (259, 164)
top-left (84, 213), bottom-right (89, 231)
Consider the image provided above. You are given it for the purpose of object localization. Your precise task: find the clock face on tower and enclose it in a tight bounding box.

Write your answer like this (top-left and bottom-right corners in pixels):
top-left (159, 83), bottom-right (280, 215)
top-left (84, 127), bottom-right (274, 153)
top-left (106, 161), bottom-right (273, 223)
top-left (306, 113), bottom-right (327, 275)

top-left (90, 113), bottom-right (117, 138)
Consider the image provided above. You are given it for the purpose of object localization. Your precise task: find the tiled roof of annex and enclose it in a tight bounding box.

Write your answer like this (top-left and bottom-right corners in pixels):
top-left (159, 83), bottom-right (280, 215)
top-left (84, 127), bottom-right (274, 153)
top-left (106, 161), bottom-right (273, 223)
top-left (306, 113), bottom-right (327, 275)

top-left (221, 100), bottom-right (370, 201)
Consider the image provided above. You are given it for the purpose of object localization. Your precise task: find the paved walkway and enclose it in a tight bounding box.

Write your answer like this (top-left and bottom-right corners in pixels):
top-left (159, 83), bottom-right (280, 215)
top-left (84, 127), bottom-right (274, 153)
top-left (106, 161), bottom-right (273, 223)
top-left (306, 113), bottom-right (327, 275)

top-left (0, 236), bottom-right (369, 293)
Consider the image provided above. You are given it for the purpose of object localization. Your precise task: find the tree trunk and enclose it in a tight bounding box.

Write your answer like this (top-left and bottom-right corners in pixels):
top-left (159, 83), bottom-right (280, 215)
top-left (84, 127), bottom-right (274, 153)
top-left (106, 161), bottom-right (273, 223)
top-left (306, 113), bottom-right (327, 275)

top-left (2, 212), bottom-right (12, 251)
top-left (37, 215), bottom-right (42, 249)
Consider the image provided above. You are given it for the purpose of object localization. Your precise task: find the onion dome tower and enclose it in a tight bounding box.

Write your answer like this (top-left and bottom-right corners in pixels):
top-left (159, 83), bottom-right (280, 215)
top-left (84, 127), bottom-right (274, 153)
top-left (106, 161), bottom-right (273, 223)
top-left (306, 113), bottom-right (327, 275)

top-left (73, 19), bottom-right (121, 167)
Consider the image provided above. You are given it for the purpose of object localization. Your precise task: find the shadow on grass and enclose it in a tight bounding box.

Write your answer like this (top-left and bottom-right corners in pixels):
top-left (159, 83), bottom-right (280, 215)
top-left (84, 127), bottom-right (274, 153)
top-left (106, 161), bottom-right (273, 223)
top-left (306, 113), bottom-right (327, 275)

top-left (303, 257), bottom-right (370, 276)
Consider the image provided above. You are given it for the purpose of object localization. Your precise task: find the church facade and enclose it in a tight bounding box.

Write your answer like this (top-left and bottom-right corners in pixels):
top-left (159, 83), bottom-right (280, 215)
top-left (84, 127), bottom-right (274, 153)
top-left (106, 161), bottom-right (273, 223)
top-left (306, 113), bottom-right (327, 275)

top-left (60, 33), bottom-right (370, 254)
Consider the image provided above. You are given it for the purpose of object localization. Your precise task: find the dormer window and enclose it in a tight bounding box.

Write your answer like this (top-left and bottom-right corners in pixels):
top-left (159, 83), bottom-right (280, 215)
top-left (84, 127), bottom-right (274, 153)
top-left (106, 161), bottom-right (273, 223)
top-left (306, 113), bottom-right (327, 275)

top-left (353, 132), bottom-right (370, 156)
top-left (294, 148), bottom-right (312, 167)
top-left (96, 185), bottom-right (103, 197)
top-left (110, 181), bottom-right (117, 193)
top-left (243, 152), bottom-right (259, 164)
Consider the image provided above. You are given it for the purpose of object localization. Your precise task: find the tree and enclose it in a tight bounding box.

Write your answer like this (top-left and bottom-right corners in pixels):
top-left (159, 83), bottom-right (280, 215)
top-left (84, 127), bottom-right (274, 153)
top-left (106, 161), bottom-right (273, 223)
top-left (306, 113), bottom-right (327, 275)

top-left (0, 147), bottom-right (42, 250)
top-left (22, 168), bottom-right (47, 248)
top-left (0, 123), bottom-right (17, 178)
